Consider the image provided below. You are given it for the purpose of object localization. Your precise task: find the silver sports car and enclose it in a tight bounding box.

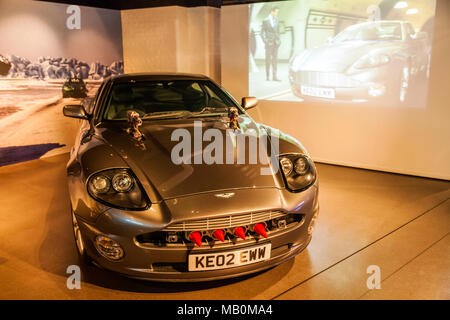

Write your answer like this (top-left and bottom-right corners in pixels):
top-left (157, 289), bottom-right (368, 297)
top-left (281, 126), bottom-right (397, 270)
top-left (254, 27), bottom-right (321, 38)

top-left (289, 20), bottom-right (430, 105)
top-left (63, 73), bottom-right (319, 281)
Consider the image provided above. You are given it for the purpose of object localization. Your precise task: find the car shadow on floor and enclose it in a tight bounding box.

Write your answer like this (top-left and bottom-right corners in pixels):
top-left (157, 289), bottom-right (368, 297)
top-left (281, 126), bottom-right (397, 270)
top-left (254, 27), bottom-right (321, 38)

top-left (77, 261), bottom-right (294, 294)
top-left (38, 187), bottom-right (295, 295)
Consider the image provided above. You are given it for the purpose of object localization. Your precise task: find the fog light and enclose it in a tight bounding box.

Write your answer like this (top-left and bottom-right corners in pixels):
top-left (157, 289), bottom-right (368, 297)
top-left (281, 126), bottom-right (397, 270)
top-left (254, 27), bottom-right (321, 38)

top-left (368, 83), bottom-right (386, 97)
top-left (166, 233), bottom-right (178, 243)
top-left (277, 219), bottom-right (287, 229)
top-left (95, 235), bottom-right (124, 261)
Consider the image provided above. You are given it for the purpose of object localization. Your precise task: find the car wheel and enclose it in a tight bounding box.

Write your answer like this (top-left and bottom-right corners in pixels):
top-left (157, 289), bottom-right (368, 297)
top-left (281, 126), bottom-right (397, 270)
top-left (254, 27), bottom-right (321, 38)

top-left (399, 64), bottom-right (410, 104)
top-left (71, 209), bottom-right (93, 265)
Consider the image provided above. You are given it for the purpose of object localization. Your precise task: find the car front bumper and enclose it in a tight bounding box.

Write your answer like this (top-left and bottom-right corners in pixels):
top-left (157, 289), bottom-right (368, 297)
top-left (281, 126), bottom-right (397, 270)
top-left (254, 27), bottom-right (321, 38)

top-left (288, 65), bottom-right (399, 103)
top-left (72, 185), bottom-right (319, 282)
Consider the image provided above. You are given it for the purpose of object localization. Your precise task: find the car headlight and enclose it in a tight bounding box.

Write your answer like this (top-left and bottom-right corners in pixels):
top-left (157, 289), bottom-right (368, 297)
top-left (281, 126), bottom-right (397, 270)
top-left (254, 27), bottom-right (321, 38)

top-left (279, 154), bottom-right (316, 192)
top-left (87, 169), bottom-right (149, 210)
top-left (280, 157), bottom-right (293, 176)
top-left (90, 175), bottom-right (110, 194)
top-left (111, 172), bottom-right (134, 192)
top-left (353, 53), bottom-right (390, 69)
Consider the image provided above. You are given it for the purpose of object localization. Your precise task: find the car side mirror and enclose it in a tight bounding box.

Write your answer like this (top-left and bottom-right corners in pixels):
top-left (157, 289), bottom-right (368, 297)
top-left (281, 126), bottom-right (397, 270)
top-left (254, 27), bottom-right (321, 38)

top-left (81, 97), bottom-right (94, 114)
top-left (242, 97), bottom-right (258, 110)
top-left (63, 105), bottom-right (89, 120)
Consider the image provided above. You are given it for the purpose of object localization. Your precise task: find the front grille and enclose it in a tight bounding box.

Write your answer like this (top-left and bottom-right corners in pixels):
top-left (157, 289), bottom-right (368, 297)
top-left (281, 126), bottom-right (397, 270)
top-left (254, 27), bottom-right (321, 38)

top-left (162, 210), bottom-right (287, 232)
top-left (298, 71), bottom-right (360, 88)
top-left (136, 213), bottom-right (304, 247)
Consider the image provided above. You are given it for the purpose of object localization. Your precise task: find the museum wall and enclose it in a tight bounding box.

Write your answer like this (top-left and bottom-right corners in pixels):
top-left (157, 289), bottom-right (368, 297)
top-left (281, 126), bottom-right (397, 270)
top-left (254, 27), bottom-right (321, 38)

top-left (221, 0), bottom-right (450, 180)
top-left (0, 0), bottom-right (123, 167)
top-left (121, 6), bottom-right (221, 83)
top-left (220, 4), bottom-right (249, 101)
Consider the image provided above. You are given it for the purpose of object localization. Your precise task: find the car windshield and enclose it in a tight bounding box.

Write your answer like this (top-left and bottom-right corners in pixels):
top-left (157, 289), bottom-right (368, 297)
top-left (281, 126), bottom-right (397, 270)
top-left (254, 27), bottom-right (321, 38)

top-left (103, 80), bottom-right (238, 120)
top-left (333, 22), bottom-right (403, 42)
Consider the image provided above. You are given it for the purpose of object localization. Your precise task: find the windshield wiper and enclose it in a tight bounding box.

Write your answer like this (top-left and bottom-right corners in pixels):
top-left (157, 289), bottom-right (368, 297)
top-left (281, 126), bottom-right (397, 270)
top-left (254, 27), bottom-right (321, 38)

top-left (188, 107), bottom-right (228, 118)
top-left (142, 107), bottom-right (230, 120)
top-left (142, 110), bottom-right (191, 120)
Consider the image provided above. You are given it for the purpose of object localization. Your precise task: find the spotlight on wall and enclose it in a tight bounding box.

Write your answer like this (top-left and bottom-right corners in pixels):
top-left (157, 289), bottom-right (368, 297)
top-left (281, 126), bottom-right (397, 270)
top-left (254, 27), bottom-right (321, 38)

top-left (394, 1), bottom-right (408, 9)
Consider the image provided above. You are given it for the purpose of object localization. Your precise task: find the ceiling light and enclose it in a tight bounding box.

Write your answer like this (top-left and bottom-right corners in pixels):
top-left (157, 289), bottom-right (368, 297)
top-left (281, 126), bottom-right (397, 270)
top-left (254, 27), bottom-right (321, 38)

top-left (406, 8), bottom-right (419, 15)
top-left (394, 1), bottom-right (408, 9)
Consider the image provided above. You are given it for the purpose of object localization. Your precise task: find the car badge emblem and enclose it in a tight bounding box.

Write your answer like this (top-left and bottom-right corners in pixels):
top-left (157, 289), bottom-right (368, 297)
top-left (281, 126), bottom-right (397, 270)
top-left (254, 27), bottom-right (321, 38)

top-left (214, 192), bottom-right (235, 199)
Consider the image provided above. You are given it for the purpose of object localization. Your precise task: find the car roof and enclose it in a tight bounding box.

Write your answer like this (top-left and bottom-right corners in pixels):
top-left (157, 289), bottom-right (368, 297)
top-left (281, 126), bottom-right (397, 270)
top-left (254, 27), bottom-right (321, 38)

top-left (110, 73), bottom-right (211, 83)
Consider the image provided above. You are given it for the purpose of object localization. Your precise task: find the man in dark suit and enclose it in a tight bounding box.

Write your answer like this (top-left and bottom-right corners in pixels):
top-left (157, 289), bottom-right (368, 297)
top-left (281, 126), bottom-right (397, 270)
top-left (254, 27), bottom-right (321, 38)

top-left (261, 6), bottom-right (281, 81)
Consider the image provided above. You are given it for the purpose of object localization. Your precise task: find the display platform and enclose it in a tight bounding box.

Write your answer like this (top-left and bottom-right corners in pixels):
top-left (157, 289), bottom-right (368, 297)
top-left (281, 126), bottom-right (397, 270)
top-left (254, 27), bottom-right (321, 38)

top-left (0, 153), bottom-right (448, 299)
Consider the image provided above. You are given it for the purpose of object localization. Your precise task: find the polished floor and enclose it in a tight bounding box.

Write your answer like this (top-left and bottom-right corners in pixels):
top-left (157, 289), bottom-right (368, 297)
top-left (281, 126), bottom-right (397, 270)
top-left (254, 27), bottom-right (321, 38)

top-left (0, 153), bottom-right (448, 299)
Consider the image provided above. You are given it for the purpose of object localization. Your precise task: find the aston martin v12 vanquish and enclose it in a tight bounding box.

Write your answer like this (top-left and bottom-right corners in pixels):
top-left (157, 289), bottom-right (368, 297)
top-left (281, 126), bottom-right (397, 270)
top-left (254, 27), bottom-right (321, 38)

top-left (64, 73), bottom-right (319, 281)
top-left (289, 20), bottom-right (430, 105)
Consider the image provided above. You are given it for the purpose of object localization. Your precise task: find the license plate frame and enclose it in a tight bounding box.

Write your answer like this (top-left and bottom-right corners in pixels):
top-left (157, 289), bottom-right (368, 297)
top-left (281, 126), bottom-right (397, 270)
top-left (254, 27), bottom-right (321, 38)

top-left (301, 85), bottom-right (335, 98)
top-left (188, 243), bottom-right (271, 271)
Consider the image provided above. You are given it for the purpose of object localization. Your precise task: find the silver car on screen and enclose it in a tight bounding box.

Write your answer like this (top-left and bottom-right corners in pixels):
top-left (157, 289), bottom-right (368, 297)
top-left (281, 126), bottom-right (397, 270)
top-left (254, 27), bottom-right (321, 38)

top-left (289, 20), bottom-right (430, 105)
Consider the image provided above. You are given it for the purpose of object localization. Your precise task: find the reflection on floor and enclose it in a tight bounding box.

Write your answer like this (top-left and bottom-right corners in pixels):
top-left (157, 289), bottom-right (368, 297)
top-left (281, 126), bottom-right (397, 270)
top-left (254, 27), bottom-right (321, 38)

top-left (0, 153), bottom-right (448, 299)
top-left (0, 143), bottom-right (65, 167)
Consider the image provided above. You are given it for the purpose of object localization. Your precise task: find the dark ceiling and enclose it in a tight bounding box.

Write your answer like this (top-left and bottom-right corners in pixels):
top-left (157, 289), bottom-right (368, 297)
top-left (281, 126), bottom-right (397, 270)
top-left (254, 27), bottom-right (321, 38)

top-left (37, 0), bottom-right (286, 10)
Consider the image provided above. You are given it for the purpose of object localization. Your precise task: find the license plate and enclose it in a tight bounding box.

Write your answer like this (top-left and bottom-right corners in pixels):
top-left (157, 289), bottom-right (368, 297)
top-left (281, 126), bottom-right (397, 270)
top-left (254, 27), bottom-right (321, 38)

top-left (188, 243), bottom-right (271, 271)
top-left (301, 85), bottom-right (335, 98)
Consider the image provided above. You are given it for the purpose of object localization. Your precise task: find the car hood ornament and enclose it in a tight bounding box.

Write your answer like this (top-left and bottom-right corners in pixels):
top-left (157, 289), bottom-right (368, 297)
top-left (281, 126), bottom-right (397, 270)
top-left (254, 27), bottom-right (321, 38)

top-left (228, 107), bottom-right (240, 131)
top-left (126, 110), bottom-right (146, 150)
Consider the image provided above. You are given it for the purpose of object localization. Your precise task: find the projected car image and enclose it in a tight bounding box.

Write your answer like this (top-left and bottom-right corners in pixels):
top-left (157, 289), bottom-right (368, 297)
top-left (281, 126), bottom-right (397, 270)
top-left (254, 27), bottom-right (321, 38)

top-left (63, 73), bottom-right (319, 281)
top-left (62, 77), bottom-right (88, 98)
top-left (289, 20), bottom-right (430, 105)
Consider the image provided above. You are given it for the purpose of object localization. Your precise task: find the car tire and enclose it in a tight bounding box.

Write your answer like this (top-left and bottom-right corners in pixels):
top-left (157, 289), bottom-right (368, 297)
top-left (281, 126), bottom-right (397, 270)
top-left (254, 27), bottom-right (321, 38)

top-left (71, 209), bottom-right (93, 266)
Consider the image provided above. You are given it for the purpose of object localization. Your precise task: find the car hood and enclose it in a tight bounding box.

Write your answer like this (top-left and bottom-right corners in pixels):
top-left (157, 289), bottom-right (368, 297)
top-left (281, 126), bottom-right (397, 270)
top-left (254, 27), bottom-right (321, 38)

top-left (295, 40), bottom-right (403, 73)
top-left (95, 116), bottom-right (283, 201)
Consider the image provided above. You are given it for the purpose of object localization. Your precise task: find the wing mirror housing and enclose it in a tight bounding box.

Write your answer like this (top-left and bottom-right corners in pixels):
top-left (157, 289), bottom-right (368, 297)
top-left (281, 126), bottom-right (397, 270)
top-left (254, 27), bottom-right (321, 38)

top-left (242, 97), bottom-right (258, 110)
top-left (63, 105), bottom-right (89, 120)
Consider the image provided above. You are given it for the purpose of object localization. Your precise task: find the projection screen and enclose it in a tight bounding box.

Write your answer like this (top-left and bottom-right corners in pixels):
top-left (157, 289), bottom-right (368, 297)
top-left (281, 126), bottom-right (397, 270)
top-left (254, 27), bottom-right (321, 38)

top-left (249, 0), bottom-right (436, 108)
